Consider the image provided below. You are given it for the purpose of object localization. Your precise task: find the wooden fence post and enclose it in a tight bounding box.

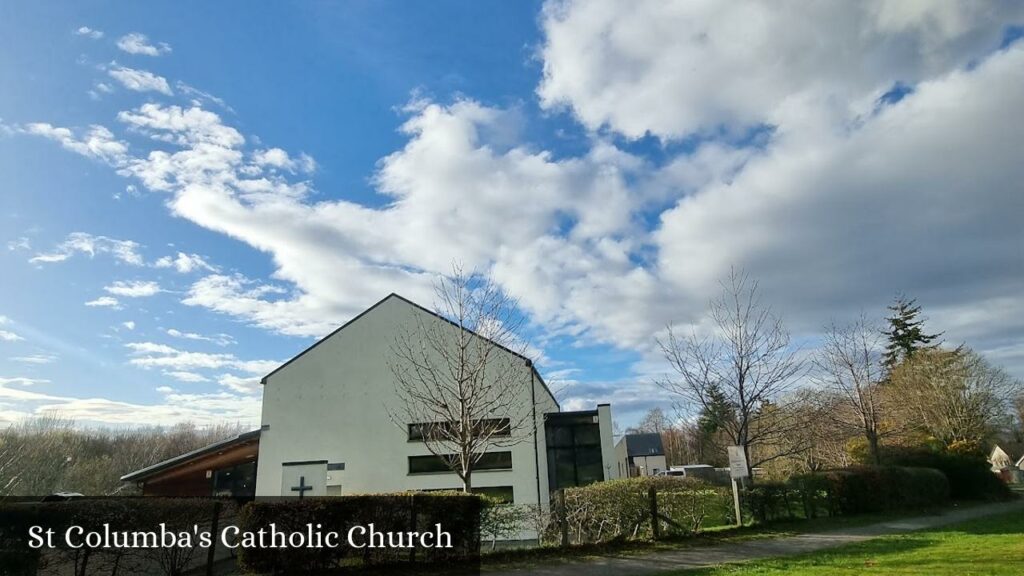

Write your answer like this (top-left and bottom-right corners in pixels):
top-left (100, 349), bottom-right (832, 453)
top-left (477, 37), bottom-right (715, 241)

top-left (648, 486), bottom-right (660, 540)
top-left (205, 501), bottom-right (222, 576)
top-left (556, 490), bottom-right (569, 547)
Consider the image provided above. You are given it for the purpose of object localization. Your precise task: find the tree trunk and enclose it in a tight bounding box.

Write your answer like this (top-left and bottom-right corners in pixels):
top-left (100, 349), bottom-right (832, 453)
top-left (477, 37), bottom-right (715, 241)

top-left (866, 430), bottom-right (881, 465)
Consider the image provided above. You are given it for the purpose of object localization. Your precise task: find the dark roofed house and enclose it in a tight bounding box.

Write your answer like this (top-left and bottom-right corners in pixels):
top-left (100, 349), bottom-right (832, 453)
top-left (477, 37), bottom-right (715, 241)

top-left (120, 429), bottom-right (261, 497)
top-left (614, 432), bottom-right (666, 477)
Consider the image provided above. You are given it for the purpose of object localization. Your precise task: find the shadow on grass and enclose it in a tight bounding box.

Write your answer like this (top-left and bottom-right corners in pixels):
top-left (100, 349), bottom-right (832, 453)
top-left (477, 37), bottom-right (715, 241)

top-left (681, 537), bottom-right (940, 575)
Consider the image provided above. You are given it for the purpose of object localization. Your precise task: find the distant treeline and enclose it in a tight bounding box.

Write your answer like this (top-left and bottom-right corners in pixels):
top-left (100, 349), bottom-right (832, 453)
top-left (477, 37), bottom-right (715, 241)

top-left (0, 416), bottom-right (245, 496)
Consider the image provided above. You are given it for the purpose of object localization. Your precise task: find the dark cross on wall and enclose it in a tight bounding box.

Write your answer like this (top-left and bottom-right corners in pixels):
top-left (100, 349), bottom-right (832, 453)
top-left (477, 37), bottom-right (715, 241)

top-left (291, 476), bottom-right (313, 499)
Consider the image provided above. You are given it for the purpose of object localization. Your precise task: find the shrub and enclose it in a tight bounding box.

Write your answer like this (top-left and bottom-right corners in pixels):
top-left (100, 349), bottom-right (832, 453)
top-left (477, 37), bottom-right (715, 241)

top-left (554, 476), bottom-right (732, 544)
top-left (883, 447), bottom-right (1011, 501)
top-left (743, 466), bottom-right (949, 524)
top-left (237, 493), bottom-right (481, 573)
top-left (0, 497), bottom-right (224, 576)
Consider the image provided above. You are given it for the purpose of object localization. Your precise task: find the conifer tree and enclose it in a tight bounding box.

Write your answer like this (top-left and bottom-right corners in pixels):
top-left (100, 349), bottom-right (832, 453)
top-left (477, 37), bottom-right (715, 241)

top-left (882, 294), bottom-right (941, 371)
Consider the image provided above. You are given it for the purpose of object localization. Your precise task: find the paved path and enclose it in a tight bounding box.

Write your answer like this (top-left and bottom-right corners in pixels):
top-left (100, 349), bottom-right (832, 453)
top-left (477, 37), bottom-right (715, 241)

top-left (486, 500), bottom-right (1024, 576)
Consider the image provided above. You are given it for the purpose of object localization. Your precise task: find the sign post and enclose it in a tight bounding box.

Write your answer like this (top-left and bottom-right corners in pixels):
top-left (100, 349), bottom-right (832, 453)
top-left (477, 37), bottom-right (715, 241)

top-left (727, 446), bottom-right (749, 526)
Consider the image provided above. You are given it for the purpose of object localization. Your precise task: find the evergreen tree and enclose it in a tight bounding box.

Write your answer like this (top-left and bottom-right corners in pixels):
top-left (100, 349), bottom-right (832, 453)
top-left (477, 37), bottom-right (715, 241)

top-left (697, 384), bottom-right (735, 434)
top-left (882, 294), bottom-right (941, 371)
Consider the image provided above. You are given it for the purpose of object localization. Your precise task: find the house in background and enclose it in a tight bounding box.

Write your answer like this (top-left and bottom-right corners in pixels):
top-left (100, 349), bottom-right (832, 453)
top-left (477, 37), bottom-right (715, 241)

top-left (123, 293), bottom-right (620, 507)
top-left (989, 444), bottom-right (1024, 484)
top-left (615, 432), bottom-right (666, 477)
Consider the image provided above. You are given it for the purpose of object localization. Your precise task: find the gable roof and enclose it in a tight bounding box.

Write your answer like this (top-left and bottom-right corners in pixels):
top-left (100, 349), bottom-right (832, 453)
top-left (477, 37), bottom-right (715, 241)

top-left (259, 293), bottom-right (558, 408)
top-left (623, 433), bottom-right (665, 457)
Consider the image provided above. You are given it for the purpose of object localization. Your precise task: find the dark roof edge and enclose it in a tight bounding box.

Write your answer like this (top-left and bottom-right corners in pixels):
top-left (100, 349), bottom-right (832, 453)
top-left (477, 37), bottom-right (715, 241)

top-left (119, 429), bottom-right (261, 483)
top-left (260, 293), bottom-right (560, 410)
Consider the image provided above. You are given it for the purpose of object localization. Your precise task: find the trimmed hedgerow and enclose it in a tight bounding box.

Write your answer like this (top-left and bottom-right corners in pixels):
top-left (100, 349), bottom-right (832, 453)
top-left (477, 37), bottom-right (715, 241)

top-left (236, 493), bottom-right (481, 573)
top-left (883, 447), bottom-right (1012, 501)
top-left (743, 466), bottom-right (949, 523)
top-left (554, 476), bottom-right (732, 544)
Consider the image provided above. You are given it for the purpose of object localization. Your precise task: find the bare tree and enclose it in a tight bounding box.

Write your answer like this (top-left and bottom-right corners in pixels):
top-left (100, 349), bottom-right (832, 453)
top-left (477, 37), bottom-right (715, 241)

top-left (813, 316), bottom-right (887, 464)
top-left (657, 269), bottom-right (804, 478)
top-left (388, 266), bottom-right (536, 492)
top-left (888, 347), bottom-right (1023, 453)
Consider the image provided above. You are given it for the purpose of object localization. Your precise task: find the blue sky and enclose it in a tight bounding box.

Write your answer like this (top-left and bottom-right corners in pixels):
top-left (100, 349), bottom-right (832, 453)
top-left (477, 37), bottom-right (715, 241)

top-left (1, 1), bottom-right (1023, 429)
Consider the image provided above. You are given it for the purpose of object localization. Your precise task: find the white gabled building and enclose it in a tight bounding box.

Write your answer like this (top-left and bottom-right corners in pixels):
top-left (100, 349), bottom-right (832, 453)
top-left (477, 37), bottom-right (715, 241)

top-left (253, 293), bottom-right (619, 508)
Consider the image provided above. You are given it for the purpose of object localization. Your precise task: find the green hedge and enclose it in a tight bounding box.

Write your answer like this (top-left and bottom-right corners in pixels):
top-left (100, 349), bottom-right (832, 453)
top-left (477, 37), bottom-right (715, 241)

top-left (742, 466), bottom-right (949, 523)
top-left (0, 497), bottom-right (223, 576)
top-left (883, 448), bottom-right (1012, 501)
top-left (237, 493), bottom-right (480, 573)
top-left (555, 476), bottom-right (732, 544)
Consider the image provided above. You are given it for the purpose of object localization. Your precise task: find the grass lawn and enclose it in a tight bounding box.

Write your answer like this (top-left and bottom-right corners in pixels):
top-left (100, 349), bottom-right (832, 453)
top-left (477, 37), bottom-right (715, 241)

top-left (480, 503), bottom-right (980, 572)
top-left (677, 509), bottom-right (1024, 575)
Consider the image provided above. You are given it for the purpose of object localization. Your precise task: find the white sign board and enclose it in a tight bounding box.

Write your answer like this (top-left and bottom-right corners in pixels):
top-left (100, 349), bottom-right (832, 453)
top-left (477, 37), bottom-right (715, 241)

top-left (727, 446), bottom-right (749, 479)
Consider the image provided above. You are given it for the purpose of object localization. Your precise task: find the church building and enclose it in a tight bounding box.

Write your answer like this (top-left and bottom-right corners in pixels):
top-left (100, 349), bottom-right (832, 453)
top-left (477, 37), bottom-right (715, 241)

top-left (122, 293), bottom-right (619, 509)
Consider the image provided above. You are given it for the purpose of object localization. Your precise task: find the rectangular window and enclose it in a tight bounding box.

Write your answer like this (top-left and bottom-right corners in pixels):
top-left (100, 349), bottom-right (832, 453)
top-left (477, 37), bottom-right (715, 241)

top-left (408, 419), bottom-right (511, 442)
top-left (545, 411), bottom-right (604, 490)
top-left (408, 451), bottom-right (513, 474)
top-left (212, 461), bottom-right (257, 497)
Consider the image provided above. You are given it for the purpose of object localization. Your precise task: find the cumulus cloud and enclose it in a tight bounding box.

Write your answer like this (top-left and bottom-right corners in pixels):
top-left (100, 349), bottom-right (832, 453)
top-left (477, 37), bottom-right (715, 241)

top-left (108, 66), bottom-right (173, 95)
top-left (538, 0), bottom-right (1024, 140)
top-left (0, 378), bottom-right (259, 426)
top-left (116, 32), bottom-right (171, 56)
top-left (23, 125), bottom-right (129, 166)
top-left (153, 252), bottom-right (217, 273)
top-left (125, 341), bottom-right (278, 379)
top-left (104, 280), bottom-right (162, 297)
top-left (85, 296), bottom-right (120, 308)
top-left (25, 11), bottom-right (1024, 416)
top-left (75, 26), bottom-right (103, 39)
top-left (0, 330), bottom-right (23, 342)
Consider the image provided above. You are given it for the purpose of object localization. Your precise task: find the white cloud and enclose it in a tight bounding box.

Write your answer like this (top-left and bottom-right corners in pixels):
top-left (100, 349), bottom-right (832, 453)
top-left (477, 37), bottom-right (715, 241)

top-left (0, 316), bottom-right (23, 341)
top-left (75, 26), bottom-right (103, 39)
top-left (154, 252), bottom-right (217, 273)
top-left (7, 237), bottom-right (31, 251)
top-left (116, 32), bottom-right (171, 56)
top-left (122, 321), bottom-right (136, 330)
top-left (166, 328), bottom-right (235, 346)
top-left (23, 124), bottom-right (129, 166)
top-left (162, 370), bottom-right (209, 383)
top-left (125, 341), bottom-right (277, 378)
top-left (0, 377), bottom-right (49, 387)
top-left (31, 232), bottom-right (143, 265)
top-left (25, 18), bottom-right (1024, 407)
top-left (108, 66), bottom-right (173, 95)
top-left (537, 0), bottom-right (1023, 140)
top-left (10, 354), bottom-right (57, 365)
top-left (252, 148), bottom-right (316, 174)
top-left (85, 296), bottom-right (120, 308)
top-left (104, 280), bottom-right (162, 298)
top-left (217, 373), bottom-right (260, 395)
top-left (0, 378), bottom-right (260, 426)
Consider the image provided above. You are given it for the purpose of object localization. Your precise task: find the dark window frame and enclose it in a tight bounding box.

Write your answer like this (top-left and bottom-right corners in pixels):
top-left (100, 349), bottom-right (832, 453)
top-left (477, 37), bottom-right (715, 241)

top-left (407, 418), bottom-right (512, 442)
top-left (407, 451), bottom-right (513, 474)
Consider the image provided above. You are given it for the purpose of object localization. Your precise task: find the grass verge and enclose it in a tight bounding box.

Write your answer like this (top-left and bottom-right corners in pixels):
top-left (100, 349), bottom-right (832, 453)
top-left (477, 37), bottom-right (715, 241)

top-left (673, 508), bottom-right (1024, 575)
top-left (480, 501), bottom-right (983, 572)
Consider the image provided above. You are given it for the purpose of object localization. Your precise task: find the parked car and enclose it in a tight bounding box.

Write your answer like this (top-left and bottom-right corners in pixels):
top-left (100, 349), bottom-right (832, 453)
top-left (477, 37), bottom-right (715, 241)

top-left (655, 464), bottom-right (718, 481)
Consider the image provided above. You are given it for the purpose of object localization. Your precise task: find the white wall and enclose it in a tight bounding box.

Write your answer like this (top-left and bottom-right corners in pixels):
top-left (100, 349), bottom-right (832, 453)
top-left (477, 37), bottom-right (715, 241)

top-left (255, 295), bottom-right (559, 509)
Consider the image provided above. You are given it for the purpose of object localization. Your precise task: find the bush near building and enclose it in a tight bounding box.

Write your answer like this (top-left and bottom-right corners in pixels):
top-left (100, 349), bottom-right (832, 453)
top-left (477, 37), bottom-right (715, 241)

top-left (742, 466), bottom-right (949, 523)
